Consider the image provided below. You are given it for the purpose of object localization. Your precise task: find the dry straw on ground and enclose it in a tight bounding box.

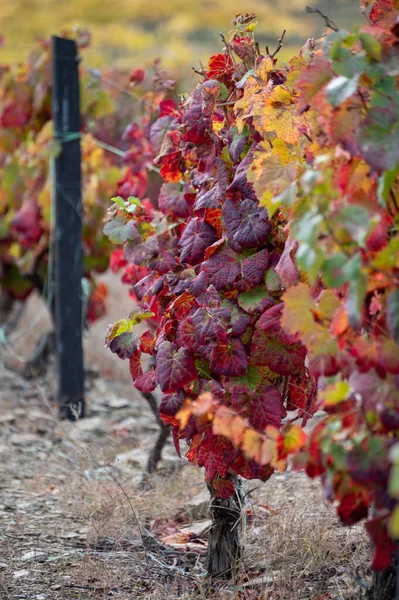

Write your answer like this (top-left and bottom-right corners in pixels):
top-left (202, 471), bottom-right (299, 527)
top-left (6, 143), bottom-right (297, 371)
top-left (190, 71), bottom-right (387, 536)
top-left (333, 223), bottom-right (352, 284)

top-left (0, 275), bottom-right (371, 599)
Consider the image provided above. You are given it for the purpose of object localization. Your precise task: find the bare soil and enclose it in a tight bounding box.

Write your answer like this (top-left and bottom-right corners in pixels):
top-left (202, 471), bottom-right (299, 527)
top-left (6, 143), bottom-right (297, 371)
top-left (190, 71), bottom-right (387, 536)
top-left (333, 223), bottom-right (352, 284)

top-left (0, 275), bottom-right (372, 600)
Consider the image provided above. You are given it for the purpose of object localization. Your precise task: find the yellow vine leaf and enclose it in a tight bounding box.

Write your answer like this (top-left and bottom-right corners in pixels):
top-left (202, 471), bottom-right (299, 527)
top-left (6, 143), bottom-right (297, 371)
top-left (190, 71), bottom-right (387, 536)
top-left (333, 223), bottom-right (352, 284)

top-left (316, 289), bottom-right (341, 321)
top-left (253, 85), bottom-right (305, 144)
top-left (281, 283), bottom-right (315, 338)
top-left (285, 54), bottom-right (309, 92)
top-left (242, 429), bottom-right (264, 463)
top-left (319, 380), bottom-right (351, 406)
top-left (282, 284), bottom-right (339, 358)
top-left (234, 56), bottom-right (274, 132)
top-left (372, 237), bottom-right (399, 271)
top-left (128, 308), bottom-right (156, 325)
top-left (247, 139), bottom-right (299, 217)
top-left (280, 424), bottom-right (307, 456)
top-left (213, 406), bottom-right (247, 447)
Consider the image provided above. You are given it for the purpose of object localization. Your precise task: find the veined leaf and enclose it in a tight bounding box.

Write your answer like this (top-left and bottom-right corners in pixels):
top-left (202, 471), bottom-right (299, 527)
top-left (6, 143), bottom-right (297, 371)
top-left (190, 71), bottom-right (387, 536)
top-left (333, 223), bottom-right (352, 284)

top-left (103, 216), bottom-right (139, 245)
top-left (156, 341), bottom-right (197, 393)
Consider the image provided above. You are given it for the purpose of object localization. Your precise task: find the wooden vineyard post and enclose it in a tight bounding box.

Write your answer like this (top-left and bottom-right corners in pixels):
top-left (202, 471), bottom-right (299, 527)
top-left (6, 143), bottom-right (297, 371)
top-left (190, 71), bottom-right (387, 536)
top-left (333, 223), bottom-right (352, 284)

top-left (52, 36), bottom-right (85, 420)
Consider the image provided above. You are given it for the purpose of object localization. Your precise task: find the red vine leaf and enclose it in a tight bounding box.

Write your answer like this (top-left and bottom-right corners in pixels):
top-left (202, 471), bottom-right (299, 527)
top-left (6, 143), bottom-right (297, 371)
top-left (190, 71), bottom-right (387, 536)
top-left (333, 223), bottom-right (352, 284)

top-left (179, 217), bottom-right (218, 265)
top-left (156, 341), bottom-right (197, 393)
top-left (210, 337), bottom-right (249, 377)
top-left (251, 304), bottom-right (306, 375)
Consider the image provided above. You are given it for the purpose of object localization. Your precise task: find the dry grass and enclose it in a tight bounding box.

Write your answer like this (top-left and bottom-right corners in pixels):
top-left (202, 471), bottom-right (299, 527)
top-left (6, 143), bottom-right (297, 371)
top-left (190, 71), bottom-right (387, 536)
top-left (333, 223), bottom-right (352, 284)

top-left (2, 407), bottom-right (370, 599)
top-left (49, 445), bottom-right (370, 599)
top-left (0, 281), bottom-right (371, 599)
top-left (242, 475), bottom-right (370, 599)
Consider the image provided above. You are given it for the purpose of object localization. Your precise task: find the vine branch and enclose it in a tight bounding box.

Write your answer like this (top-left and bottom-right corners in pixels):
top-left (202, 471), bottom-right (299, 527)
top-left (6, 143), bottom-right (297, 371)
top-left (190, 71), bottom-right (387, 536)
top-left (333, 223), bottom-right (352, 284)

top-left (305, 6), bottom-right (338, 32)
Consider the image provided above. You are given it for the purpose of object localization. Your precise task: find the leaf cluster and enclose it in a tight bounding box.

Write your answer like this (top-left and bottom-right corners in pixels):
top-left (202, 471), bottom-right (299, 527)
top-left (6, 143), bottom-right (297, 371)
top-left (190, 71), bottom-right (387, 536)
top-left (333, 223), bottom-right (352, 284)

top-left (104, 20), bottom-right (316, 492)
top-left (255, 0), bottom-right (399, 571)
top-left (0, 30), bottom-right (169, 321)
top-left (106, 0), bottom-right (399, 570)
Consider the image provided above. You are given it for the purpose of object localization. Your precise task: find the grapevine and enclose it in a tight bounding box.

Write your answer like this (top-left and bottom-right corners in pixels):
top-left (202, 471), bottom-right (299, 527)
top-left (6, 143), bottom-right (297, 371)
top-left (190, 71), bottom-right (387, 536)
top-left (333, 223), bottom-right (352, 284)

top-left (0, 28), bottom-right (165, 328)
top-left (104, 0), bottom-right (399, 580)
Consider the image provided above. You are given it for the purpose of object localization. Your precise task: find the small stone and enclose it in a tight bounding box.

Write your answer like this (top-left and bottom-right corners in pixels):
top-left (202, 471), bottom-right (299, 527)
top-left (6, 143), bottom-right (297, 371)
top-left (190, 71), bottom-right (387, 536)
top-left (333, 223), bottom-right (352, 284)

top-left (61, 531), bottom-right (80, 539)
top-left (14, 408), bottom-right (29, 417)
top-left (88, 403), bottom-right (109, 416)
top-left (29, 410), bottom-right (54, 421)
top-left (73, 417), bottom-right (107, 433)
top-left (84, 467), bottom-right (115, 481)
top-left (13, 569), bottom-right (30, 579)
top-left (0, 413), bottom-right (15, 424)
top-left (114, 448), bottom-right (148, 469)
top-left (19, 550), bottom-right (47, 562)
top-left (112, 417), bottom-right (138, 432)
top-left (0, 562), bottom-right (8, 568)
top-left (10, 433), bottom-right (40, 446)
top-left (186, 489), bottom-right (210, 520)
top-left (106, 397), bottom-right (131, 409)
top-left (66, 416), bottom-right (108, 440)
top-left (180, 519), bottom-right (212, 538)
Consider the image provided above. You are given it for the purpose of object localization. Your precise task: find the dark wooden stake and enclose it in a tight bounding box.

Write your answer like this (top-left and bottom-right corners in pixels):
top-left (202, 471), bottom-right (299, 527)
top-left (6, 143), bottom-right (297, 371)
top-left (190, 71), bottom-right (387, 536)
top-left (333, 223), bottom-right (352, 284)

top-left (52, 36), bottom-right (85, 421)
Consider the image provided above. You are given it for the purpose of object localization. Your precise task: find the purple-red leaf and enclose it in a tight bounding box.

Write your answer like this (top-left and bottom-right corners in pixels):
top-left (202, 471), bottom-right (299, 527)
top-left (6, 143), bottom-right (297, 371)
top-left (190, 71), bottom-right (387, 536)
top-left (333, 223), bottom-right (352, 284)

top-left (159, 390), bottom-right (185, 424)
top-left (179, 217), bottom-right (218, 265)
top-left (156, 341), bottom-right (197, 393)
top-left (223, 197), bottom-right (271, 251)
top-left (251, 304), bottom-right (306, 375)
top-left (194, 158), bottom-right (229, 211)
top-left (238, 249), bottom-right (270, 292)
top-left (191, 306), bottom-right (230, 344)
top-left (133, 273), bottom-right (156, 301)
top-left (253, 384), bottom-right (283, 429)
top-left (203, 246), bottom-right (269, 292)
top-left (176, 316), bottom-right (203, 353)
top-left (150, 116), bottom-right (179, 154)
top-left (231, 383), bottom-right (282, 430)
top-left (275, 236), bottom-right (299, 287)
top-left (202, 245), bottom-right (241, 290)
top-left (133, 369), bottom-right (158, 393)
top-left (222, 299), bottom-right (252, 335)
top-left (109, 332), bottom-right (138, 359)
top-left (210, 337), bottom-right (249, 377)
top-left (229, 127), bottom-right (249, 163)
top-left (158, 183), bottom-right (190, 219)
top-left (227, 146), bottom-right (258, 201)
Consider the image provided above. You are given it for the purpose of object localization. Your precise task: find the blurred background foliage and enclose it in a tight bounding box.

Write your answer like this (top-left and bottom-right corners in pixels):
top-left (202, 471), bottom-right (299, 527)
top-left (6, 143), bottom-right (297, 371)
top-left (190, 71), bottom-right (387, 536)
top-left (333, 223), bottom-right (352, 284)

top-left (1, 0), bottom-right (362, 85)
